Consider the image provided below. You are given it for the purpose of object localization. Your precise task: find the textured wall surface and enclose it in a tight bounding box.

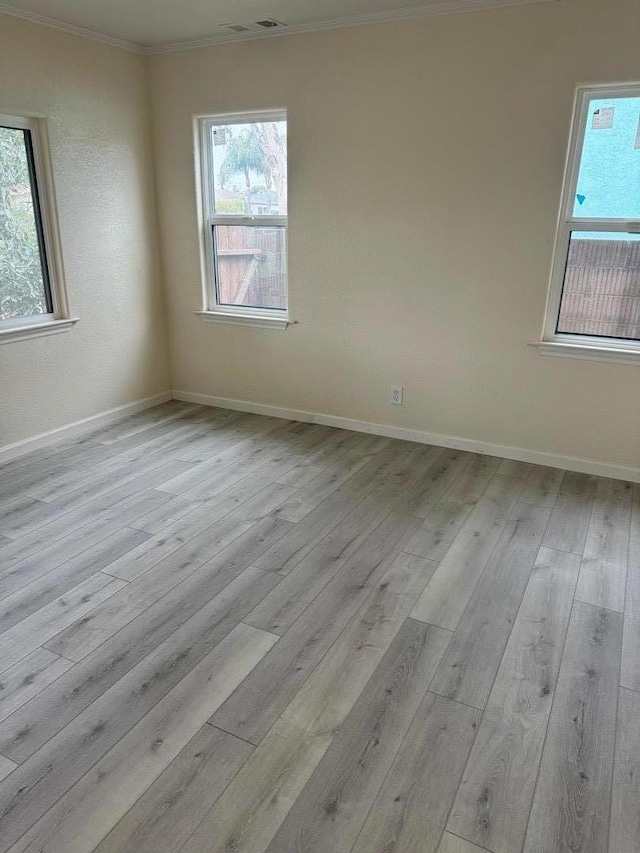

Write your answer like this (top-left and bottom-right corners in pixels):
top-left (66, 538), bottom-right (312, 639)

top-left (150, 0), bottom-right (640, 470)
top-left (0, 16), bottom-right (169, 447)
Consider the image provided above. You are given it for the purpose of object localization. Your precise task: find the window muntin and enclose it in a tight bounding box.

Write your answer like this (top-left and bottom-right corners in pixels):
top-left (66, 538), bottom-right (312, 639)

top-left (0, 122), bottom-right (52, 323)
top-left (198, 112), bottom-right (288, 318)
top-left (545, 85), bottom-right (640, 350)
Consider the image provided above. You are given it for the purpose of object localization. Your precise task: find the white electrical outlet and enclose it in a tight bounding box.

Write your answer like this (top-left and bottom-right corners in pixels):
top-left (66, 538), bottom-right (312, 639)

top-left (391, 386), bottom-right (403, 405)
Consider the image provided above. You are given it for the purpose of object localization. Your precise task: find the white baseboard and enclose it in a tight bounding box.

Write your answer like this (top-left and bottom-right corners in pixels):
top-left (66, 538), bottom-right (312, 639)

top-left (0, 391), bottom-right (173, 464)
top-left (173, 389), bottom-right (640, 484)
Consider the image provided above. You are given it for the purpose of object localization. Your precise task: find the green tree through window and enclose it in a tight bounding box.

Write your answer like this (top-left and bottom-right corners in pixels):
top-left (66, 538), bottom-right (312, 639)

top-left (0, 126), bottom-right (49, 320)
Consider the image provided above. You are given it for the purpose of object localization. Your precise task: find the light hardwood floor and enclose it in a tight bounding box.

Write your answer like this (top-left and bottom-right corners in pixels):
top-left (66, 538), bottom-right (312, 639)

top-left (0, 401), bottom-right (636, 853)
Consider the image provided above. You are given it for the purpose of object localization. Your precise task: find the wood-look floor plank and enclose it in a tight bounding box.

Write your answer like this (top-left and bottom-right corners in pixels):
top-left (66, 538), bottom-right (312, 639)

top-left (620, 618), bottom-right (640, 692)
top-left (3, 624), bottom-right (276, 853)
top-left (93, 726), bottom-right (253, 853)
top-left (39, 456), bottom-right (195, 520)
top-left (0, 488), bottom-right (170, 573)
top-left (24, 547), bottom-right (420, 853)
top-left (429, 501), bottom-right (551, 709)
top-left (609, 687), bottom-right (640, 853)
top-left (103, 480), bottom-right (294, 584)
top-left (23, 435), bottom-right (177, 503)
top-left (44, 510), bottom-right (290, 662)
top-left (391, 449), bottom-right (476, 518)
top-left (0, 555), bottom-right (280, 764)
top-left (349, 434), bottom-right (392, 455)
top-left (0, 757), bottom-right (16, 784)
top-left (0, 650), bottom-right (73, 725)
top-left (85, 401), bottom-right (200, 445)
top-left (0, 497), bottom-right (55, 539)
top-left (254, 444), bottom-right (441, 575)
top-left (0, 425), bottom-right (133, 478)
top-left (496, 460), bottom-right (532, 479)
top-left (519, 465), bottom-right (564, 508)
top-left (522, 601), bottom-right (622, 853)
top-left (543, 492), bottom-right (593, 555)
top-left (0, 517), bottom-right (131, 590)
top-left (447, 547), bottom-right (580, 853)
top-left (0, 573), bottom-right (127, 674)
top-left (262, 618), bottom-right (450, 853)
top-left (79, 405), bottom-right (229, 460)
top-left (0, 489), bottom-right (162, 595)
top-left (0, 457), bottom-right (77, 503)
top-left (0, 469), bottom-right (65, 508)
top-left (270, 450), bottom-right (381, 523)
top-left (410, 475), bottom-right (524, 631)
top-left (575, 478), bottom-right (632, 612)
top-left (127, 494), bottom-right (210, 535)
top-left (0, 406), bottom-right (199, 488)
top-left (181, 616), bottom-right (450, 853)
top-left (168, 413), bottom-right (285, 465)
top-left (210, 511), bottom-right (421, 744)
top-left (0, 527), bottom-right (148, 631)
top-left (403, 455), bottom-right (501, 561)
top-left (183, 424), bottom-right (334, 502)
top-left (2, 459), bottom-right (191, 540)
top-left (247, 447), bottom-right (440, 634)
top-left (155, 418), bottom-right (300, 496)
top-left (0, 587), bottom-right (279, 853)
top-left (621, 501), bottom-right (640, 691)
top-left (438, 833), bottom-right (488, 853)
top-left (351, 693), bottom-right (481, 853)
top-left (625, 500), bottom-right (640, 619)
top-left (275, 429), bottom-right (367, 488)
top-left (163, 423), bottom-right (329, 503)
top-left (559, 470), bottom-right (599, 499)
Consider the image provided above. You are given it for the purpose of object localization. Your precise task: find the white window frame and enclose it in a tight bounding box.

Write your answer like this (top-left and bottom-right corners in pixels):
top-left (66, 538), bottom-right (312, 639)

top-left (535, 83), bottom-right (640, 365)
top-left (194, 109), bottom-right (289, 329)
top-left (0, 112), bottom-right (76, 344)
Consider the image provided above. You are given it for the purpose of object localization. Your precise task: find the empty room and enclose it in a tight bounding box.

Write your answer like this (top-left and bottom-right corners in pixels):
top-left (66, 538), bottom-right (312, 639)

top-left (0, 0), bottom-right (639, 851)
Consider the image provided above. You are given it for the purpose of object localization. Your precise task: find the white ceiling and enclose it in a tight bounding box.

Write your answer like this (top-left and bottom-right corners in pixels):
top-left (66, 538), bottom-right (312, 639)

top-left (0, 0), bottom-right (555, 52)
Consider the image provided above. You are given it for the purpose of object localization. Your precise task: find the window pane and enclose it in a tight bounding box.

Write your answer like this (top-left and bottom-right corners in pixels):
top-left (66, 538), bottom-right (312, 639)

top-left (209, 120), bottom-right (287, 215)
top-left (573, 96), bottom-right (640, 219)
top-left (214, 224), bottom-right (287, 310)
top-left (0, 126), bottom-right (50, 320)
top-left (557, 232), bottom-right (640, 340)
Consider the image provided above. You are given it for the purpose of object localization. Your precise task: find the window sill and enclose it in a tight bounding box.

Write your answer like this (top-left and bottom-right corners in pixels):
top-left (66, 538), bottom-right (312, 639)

top-left (195, 311), bottom-right (291, 330)
top-left (0, 317), bottom-right (80, 345)
top-left (531, 340), bottom-right (640, 365)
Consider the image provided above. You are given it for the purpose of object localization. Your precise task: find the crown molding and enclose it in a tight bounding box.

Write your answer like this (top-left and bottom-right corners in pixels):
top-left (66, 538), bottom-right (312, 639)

top-left (0, 3), bottom-right (144, 52)
top-left (0, 0), bottom-right (558, 56)
top-left (146, 0), bottom-right (558, 55)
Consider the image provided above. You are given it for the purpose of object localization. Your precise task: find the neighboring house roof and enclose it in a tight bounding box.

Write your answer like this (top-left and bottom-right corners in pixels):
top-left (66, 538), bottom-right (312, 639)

top-left (215, 187), bottom-right (244, 200)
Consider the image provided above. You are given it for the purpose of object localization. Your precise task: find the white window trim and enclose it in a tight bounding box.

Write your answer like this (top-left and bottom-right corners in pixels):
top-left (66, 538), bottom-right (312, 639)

top-left (533, 82), bottom-right (640, 363)
top-left (0, 112), bottom-right (77, 344)
top-left (194, 109), bottom-right (290, 329)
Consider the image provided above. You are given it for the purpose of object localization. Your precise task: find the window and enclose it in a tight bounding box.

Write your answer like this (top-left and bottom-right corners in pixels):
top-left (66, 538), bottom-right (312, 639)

top-left (0, 113), bottom-right (73, 343)
top-left (540, 84), bottom-right (640, 361)
top-left (196, 110), bottom-right (288, 327)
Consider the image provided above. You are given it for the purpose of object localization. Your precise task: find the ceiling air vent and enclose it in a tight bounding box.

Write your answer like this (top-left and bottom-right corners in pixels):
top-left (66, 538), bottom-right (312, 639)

top-left (222, 23), bottom-right (253, 33)
top-left (220, 19), bottom-right (287, 34)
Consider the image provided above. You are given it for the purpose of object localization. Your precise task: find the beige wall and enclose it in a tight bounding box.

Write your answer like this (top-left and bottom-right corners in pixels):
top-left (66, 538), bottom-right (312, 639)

top-left (150, 0), bottom-right (640, 470)
top-left (0, 16), bottom-right (169, 447)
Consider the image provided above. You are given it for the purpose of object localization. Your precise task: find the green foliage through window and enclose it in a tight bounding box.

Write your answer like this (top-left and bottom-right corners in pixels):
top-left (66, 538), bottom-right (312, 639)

top-left (0, 126), bottom-right (49, 321)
